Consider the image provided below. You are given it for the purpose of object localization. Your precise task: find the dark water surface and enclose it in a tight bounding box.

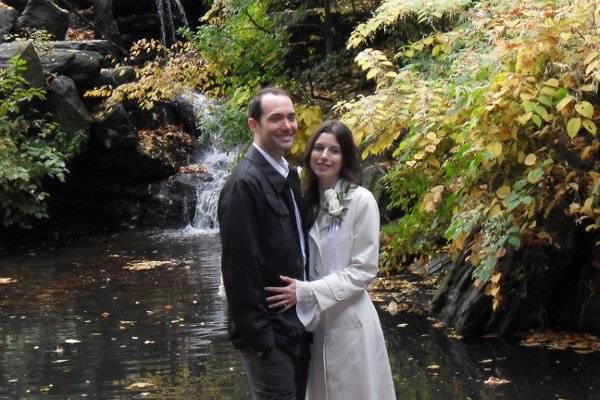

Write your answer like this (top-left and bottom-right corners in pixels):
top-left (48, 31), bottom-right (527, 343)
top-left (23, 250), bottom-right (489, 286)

top-left (1, 230), bottom-right (599, 399)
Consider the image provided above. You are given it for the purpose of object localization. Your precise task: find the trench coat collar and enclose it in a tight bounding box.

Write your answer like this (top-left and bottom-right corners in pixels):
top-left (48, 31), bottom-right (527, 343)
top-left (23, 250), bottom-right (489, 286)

top-left (245, 145), bottom-right (288, 193)
top-left (308, 180), bottom-right (359, 268)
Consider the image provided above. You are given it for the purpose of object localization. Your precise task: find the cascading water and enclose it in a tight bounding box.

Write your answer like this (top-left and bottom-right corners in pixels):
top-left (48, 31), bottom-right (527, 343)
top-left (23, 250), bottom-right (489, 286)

top-left (156, 0), bottom-right (189, 46)
top-left (177, 92), bottom-right (237, 235)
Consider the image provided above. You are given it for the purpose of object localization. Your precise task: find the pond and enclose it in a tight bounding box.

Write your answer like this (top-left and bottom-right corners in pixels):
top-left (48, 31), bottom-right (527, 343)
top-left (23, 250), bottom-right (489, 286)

top-left (1, 229), bottom-right (599, 399)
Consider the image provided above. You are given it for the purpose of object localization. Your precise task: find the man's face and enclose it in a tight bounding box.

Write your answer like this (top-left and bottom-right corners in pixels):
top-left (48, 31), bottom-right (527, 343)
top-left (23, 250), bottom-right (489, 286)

top-left (248, 94), bottom-right (298, 159)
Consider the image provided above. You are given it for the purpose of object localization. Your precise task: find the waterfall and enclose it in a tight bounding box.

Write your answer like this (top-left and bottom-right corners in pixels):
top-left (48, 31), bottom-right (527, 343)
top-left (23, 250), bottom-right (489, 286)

top-left (156, 0), bottom-right (189, 46)
top-left (177, 92), bottom-right (237, 235)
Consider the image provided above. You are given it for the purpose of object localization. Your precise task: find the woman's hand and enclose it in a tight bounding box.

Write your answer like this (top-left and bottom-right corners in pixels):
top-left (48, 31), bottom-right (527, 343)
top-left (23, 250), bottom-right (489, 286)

top-left (265, 276), bottom-right (297, 312)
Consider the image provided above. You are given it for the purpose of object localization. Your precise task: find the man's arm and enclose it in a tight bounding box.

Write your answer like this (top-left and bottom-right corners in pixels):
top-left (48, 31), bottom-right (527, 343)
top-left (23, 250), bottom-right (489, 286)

top-left (218, 177), bottom-right (275, 352)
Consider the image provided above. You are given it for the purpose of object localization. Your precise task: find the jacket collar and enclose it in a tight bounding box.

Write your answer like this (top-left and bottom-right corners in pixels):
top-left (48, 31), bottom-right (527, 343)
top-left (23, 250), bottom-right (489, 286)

top-left (245, 145), bottom-right (287, 193)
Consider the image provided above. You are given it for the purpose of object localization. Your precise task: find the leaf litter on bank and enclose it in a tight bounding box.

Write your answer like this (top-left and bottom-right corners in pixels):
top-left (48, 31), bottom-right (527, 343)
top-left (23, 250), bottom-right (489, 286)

top-left (519, 330), bottom-right (600, 353)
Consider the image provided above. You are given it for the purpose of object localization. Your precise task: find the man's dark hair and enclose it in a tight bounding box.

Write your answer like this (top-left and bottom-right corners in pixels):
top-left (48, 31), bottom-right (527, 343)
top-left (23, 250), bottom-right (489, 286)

top-left (248, 87), bottom-right (292, 121)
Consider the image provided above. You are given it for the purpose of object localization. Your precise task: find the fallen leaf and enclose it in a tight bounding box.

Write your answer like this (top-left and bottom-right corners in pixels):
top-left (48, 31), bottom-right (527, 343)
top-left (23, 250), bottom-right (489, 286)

top-left (126, 382), bottom-right (155, 390)
top-left (387, 301), bottom-right (399, 315)
top-left (124, 260), bottom-right (174, 271)
top-left (484, 376), bottom-right (510, 385)
top-left (0, 277), bottom-right (16, 285)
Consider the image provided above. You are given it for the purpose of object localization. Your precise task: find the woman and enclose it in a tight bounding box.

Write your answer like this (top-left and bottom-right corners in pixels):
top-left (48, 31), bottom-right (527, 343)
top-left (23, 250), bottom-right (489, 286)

top-left (266, 121), bottom-right (396, 400)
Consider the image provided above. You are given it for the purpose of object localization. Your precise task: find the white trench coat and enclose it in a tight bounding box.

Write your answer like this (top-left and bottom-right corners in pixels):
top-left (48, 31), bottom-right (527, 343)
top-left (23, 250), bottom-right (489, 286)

top-left (296, 183), bottom-right (396, 400)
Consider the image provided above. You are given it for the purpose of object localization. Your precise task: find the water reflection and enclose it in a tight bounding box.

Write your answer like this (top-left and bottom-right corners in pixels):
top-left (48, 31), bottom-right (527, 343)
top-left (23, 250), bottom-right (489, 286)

top-left (1, 230), bottom-right (599, 399)
top-left (0, 230), bottom-right (249, 399)
top-left (383, 312), bottom-right (600, 400)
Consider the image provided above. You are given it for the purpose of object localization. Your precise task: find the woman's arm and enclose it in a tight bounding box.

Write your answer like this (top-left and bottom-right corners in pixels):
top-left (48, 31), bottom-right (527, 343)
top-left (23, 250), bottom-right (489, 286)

top-left (268, 189), bottom-right (380, 330)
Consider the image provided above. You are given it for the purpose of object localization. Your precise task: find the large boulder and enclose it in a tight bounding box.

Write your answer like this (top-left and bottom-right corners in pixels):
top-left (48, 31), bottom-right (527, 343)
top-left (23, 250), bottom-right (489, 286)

top-left (46, 75), bottom-right (91, 135)
top-left (51, 39), bottom-right (120, 58)
top-left (91, 0), bottom-right (123, 47)
top-left (0, 40), bottom-right (45, 88)
top-left (39, 47), bottom-right (103, 84)
top-left (99, 65), bottom-right (135, 87)
top-left (1, 0), bottom-right (25, 12)
top-left (0, 2), bottom-right (18, 38)
top-left (16, 0), bottom-right (70, 40)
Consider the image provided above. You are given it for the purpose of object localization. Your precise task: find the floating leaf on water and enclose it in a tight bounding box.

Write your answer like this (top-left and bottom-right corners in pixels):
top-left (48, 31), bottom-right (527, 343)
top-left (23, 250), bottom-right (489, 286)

top-left (124, 260), bottom-right (174, 271)
top-left (427, 364), bottom-right (440, 370)
top-left (386, 301), bottom-right (399, 315)
top-left (126, 382), bottom-right (155, 390)
top-left (484, 376), bottom-right (511, 385)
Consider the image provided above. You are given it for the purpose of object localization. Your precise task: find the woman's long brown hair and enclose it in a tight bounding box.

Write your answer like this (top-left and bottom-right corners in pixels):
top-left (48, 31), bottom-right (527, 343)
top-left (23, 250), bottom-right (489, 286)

top-left (301, 120), bottom-right (362, 227)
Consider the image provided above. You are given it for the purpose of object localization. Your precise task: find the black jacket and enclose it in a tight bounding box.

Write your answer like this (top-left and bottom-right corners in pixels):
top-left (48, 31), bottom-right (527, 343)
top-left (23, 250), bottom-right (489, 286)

top-left (218, 146), bottom-right (306, 355)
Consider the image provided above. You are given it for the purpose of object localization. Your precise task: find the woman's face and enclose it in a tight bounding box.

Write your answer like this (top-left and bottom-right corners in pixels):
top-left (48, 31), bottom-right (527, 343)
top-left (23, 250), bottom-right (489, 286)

top-left (310, 132), bottom-right (343, 188)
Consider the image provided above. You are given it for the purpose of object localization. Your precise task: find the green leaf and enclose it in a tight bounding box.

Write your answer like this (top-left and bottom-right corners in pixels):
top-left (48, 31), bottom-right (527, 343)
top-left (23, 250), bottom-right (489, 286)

top-left (508, 236), bottom-right (521, 248)
top-left (533, 104), bottom-right (550, 121)
top-left (527, 168), bottom-right (544, 183)
top-left (532, 114), bottom-right (542, 128)
top-left (522, 101), bottom-right (536, 113)
top-left (540, 86), bottom-right (556, 97)
top-left (567, 117), bottom-right (581, 138)
top-left (514, 179), bottom-right (527, 191)
top-left (520, 195), bottom-right (533, 205)
top-left (537, 95), bottom-right (553, 108)
top-left (553, 87), bottom-right (568, 100)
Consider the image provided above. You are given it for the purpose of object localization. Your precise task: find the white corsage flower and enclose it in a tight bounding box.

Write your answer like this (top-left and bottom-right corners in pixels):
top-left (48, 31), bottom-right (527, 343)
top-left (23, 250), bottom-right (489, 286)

top-left (323, 188), bottom-right (344, 217)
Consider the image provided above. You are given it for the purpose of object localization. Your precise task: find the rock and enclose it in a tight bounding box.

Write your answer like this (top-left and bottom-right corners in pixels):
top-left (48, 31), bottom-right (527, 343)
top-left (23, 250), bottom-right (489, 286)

top-left (99, 66), bottom-right (135, 86)
top-left (46, 75), bottom-right (91, 135)
top-left (90, 103), bottom-right (137, 150)
top-left (1, 0), bottom-right (26, 12)
top-left (432, 211), bottom-right (581, 336)
top-left (91, 0), bottom-right (123, 47)
top-left (51, 39), bottom-right (120, 57)
top-left (0, 2), bottom-right (18, 38)
top-left (39, 47), bottom-right (103, 84)
top-left (16, 0), bottom-right (70, 40)
top-left (0, 40), bottom-right (45, 88)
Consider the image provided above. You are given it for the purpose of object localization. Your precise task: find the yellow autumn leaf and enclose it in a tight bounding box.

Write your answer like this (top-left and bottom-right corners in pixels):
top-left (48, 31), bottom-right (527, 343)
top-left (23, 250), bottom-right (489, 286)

top-left (582, 119), bottom-right (597, 136)
top-left (556, 95), bottom-right (574, 112)
top-left (567, 117), bottom-right (581, 138)
top-left (575, 101), bottom-right (594, 119)
top-left (495, 186), bottom-right (511, 199)
top-left (544, 78), bottom-right (559, 88)
top-left (413, 151), bottom-right (426, 160)
top-left (488, 204), bottom-right (503, 217)
top-left (583, 197), bottom-right (593, 213)
top-left (524, 153), bottom-right (537, 166)
top-left (486, 142), bottom-right (503, 158)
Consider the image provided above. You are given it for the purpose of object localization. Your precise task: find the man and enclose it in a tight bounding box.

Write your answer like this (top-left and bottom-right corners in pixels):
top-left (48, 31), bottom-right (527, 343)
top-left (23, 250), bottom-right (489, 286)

top-left (218, 88), bottom-right (309, 400)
